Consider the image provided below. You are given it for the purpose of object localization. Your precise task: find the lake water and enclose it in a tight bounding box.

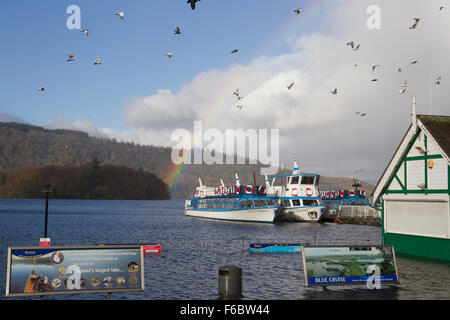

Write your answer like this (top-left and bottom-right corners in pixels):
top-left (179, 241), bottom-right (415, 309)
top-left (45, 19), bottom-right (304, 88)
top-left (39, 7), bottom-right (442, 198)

top-left (0, 199), bottom-right (449, 300)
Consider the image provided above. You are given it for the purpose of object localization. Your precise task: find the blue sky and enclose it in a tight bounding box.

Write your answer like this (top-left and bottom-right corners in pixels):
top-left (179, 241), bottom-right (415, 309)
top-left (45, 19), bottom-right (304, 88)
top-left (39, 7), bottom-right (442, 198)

top-left (1, 1), bottom-right (449, 183)
top-left (0, 0), bottom-right (321, 130)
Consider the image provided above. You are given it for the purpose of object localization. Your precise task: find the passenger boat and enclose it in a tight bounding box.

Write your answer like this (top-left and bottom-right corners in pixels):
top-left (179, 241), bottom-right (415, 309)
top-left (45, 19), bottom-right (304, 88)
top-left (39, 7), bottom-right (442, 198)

top-left (266, 160), bottom-right (328, 222)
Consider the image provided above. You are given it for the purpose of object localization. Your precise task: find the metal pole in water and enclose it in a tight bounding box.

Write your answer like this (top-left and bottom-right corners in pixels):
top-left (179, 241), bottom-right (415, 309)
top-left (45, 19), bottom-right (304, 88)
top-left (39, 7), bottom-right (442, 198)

top-left (218, 265), bottom-right (242, 299)
top-left (42, 184), bottom-right (53, 238)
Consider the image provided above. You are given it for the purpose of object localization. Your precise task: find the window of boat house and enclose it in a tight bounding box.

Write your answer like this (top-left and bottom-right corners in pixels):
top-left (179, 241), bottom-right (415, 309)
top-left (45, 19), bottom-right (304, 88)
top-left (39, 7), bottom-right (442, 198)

top-left (282, 199), bottom-right (291, 207)
top-left (315, 176), bottom-right (320, 186)
top-left (301, 175), bottom-right (315, 185)
top-left (303, 199), bottom-right (318, 206)
top-left (266, 199), bottom-right (275, 206)
top-left (292, 199), bottom-right (301, 206)
top-left (253, 199), bottom-right (267, 207)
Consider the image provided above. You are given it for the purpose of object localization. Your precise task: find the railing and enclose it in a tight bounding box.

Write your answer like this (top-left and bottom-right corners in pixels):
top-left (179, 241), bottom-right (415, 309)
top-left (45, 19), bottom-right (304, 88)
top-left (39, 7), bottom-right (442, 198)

top-left (337, 205), bottom-right (381, 219)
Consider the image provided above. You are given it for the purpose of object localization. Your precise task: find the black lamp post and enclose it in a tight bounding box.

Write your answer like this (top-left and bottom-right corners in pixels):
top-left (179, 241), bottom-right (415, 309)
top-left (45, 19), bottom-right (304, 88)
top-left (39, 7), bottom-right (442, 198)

top-left (42, 184), bottom-right (54, 238)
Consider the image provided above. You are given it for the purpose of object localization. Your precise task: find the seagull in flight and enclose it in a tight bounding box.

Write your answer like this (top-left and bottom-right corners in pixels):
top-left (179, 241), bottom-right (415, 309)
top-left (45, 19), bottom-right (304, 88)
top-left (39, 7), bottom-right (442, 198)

top-left (399, 88), bottom-right (407, 94)
top-left (231, 49), bottom-right (238, 54)
top-left (331, 88), bottom-right (338, 95)
top-left (81, 29), bottom-right (89, 36)
top-left (409, 18), bottom-right (421, 29)
top-left (94, 56), bottom-right (101, 65)
top-left (67, 54), bottom-right (76, 62)
top-left (37, 87), bottom-right (45, 92)
top-left (233, 89), bottom-right (239, 96)
top-left (236, 105), bottom-right (243, 110)
top-left (294, 8), bottom-right (302, 15)
top-left (371, 78), bottom-right (378, 82)
top-left (354, 111), bottom-right (360, 115)
top-left (187, 0), bottom-right (200, 10)
top-left (411, 60), bottom-right (419, 64)
top-left (237, 96), bottom-right (244, 100)
top-left (346, 41), bottom-right (354, 48)
top-left (435, 76), bottom-right (442, 84)
top-left (401, 80), bottom-right (408, 88)
top-left (174, 27), bottom-right (181, 35)
top-left (396, 67), bottom-right (402, 73)
top-left (372, 65), bottom-right (381, 72)
top-left (353, 43), bottom-right (360, 51)
top-left (115, 12), bottom-right (125, 20)
top-left (287, 82), bottom-right (294, 90)
top-left (439, 6), bottom-right (444, 11)
top-left (353, 63), bottom-right (358, 67)
top-left (165, 52), bottom-right (173, 58)
top-left (360, 113), bottom-right (367, 117)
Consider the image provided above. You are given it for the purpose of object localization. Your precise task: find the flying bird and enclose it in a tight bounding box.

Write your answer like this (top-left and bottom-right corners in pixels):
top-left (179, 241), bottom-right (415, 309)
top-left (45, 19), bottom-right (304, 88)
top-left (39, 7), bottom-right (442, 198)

top-left (94, 56), bottom-right (101, 65)
top-left (233, 89), bottom-right (239, 96)
top-left (116, 12), bottom-right (124, 20)
top-left (237, 96), bottom-right (244, 100)
top-left (409, 18), bottom-right (421, 29)
top-left (294, 8), bottom-right (302, 15)
top-left (81, 29), bottom-right (89, 36)
top-left (439, 6), bottom-right (444, 11)
top-left (435, 76), bottom-right (442, 84)
top-left (187, 0), bottom-right (200, 10)
top-left (346, 41), bottom-right (354, 48)
top-left (236, 105), bottom-right (243, 110)
top-left (372, 65), bottom-right (381, 72)
top-left (354, 112), bottom-right (360, 115)
top-left (353, 63), bottom-right (358, 67)
top-left (360, 113), bottom-right (367, 117)
top-left (353, 43), bottom-right (360, 51)
top-left (399, 88), bottom-right (407, 94)
top-left (174, 27), bottom-right (181, 34)
top-left (37, 87), bottom-right (45, 92)
top-left (67, 54), bottom-right (76, 62)
top-left (231, 49), bottom-right (238, 54)
top-left (331, 88), bottom-right (338, 94)
top-left (371, 78), bottom-right (378, 82)
top-left (165, 52), bottom-right (173, 58)
top-left (396, 67), bottom-right (402, 73)
top-left (287, 82), bottom-right (294, 90)
top-left (411, 60), bottom-right (419, 64)
top-left (401, 80), bottom-right (408, 87)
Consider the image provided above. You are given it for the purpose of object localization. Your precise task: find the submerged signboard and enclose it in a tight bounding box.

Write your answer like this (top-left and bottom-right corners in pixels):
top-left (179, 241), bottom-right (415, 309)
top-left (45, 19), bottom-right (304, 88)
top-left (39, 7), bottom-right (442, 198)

top-left (6, 245), bottom-right (144, 297)
top-left (302, 245), bottom-right (399, 287)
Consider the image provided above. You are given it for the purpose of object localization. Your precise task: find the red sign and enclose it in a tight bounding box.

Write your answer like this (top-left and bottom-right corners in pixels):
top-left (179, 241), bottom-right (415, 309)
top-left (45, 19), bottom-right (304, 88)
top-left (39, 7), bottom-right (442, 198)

top-left (40, 238), bottom-right (51, 247)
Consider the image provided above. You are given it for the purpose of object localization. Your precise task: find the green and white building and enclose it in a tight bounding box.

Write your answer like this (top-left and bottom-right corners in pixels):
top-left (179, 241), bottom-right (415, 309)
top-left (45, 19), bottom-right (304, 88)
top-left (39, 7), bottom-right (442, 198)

top-left (372, 99), bottom-right (450, 261)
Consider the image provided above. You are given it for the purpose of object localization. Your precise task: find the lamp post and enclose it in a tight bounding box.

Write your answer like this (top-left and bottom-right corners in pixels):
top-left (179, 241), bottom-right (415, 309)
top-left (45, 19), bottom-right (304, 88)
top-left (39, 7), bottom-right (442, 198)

top-left (42, 184), bottom-right (54, 238)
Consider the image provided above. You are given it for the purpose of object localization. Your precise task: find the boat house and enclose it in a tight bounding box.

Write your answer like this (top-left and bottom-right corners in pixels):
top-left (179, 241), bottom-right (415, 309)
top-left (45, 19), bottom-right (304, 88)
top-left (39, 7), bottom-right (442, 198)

top-left (372, 99), bottom-right (449, 261)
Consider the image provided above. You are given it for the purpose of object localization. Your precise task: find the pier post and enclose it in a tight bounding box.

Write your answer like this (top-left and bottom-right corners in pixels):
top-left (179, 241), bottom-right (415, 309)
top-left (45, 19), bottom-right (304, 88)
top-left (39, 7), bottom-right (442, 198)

top-left (218, 265), bottom-right (242, 299)
top-left (42, 184), bottom-right (53, 238)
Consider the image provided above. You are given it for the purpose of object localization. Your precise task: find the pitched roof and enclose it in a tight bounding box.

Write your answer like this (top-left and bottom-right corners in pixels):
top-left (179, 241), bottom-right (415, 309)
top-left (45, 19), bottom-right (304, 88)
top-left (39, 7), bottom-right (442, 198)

top-left (417, 114), bottom-right (450, 157)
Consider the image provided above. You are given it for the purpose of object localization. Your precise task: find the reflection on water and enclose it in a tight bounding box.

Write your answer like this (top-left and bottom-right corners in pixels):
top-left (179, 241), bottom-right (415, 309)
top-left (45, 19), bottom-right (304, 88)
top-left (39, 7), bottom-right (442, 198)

top-left (0, 199), bottom-right (449, 300)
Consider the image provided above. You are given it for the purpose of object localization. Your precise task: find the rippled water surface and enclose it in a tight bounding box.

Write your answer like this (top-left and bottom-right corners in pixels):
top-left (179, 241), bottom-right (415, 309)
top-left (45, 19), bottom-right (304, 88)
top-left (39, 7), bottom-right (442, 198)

top-left (0, 199), bottom-right (449, 300)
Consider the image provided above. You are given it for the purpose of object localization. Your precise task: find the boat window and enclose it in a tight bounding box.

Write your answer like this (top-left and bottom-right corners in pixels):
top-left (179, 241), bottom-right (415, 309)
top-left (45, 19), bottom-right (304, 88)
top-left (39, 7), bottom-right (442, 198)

top-left (292, 199), bottom-right (301, 206)
top-left (315, 176), bottom-right (320, 186)
top-left (290, 176), bottom-right (299, 184)
top-left (253, 199), bottom-right (267, 207)
top-left (301, 176), bottom-right (315, 185)
top-left (283, 200), bottom-right (291, 207)
top-left (303, 199), bottom-right (318, 206)
top-left (239, 199), bottom-right (253, 208)
top-left (266, 199), bottom-right (274, 206)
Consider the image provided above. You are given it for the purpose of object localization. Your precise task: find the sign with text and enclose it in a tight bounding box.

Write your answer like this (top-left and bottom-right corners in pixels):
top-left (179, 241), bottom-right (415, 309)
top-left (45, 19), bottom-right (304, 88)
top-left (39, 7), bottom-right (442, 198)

top-left (39, 238), bottom-right (51, 247)
top-left (302, 245), bottom-right (399, 287)
top-left (6, 245), bottom-right (144, 297)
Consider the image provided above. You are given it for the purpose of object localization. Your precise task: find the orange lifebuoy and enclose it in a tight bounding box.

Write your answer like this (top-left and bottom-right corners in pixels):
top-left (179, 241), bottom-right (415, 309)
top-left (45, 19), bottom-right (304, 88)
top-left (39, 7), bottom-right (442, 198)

top-left (291, 188), bottom-right (298, 196)
top-left (306, 188), bottom-right (313, 197)
top-left (245, 185), bottom-right (254, 194)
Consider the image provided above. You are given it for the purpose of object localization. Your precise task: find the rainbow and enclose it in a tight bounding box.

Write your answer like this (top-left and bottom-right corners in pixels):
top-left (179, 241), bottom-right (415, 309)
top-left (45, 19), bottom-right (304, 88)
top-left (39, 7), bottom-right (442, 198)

top-left (166, 1), bottom-right (335, 193)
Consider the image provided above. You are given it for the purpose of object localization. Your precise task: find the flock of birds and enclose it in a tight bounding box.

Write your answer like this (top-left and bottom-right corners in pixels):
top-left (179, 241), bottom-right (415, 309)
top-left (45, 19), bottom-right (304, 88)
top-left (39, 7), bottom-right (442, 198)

top-left (36, 2), bottom-right (446, 120)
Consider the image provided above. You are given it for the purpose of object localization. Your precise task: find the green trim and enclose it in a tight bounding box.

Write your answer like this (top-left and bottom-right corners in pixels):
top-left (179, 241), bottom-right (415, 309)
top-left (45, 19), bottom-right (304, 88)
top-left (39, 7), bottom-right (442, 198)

top-left (424, 134), bottom-right (428, 193)
top-left (405, 154), bottom-right (443, 161)
top-left (384, 232), bottom-right (450, 262)
top-left (385, 189), bottom-right (448, 194)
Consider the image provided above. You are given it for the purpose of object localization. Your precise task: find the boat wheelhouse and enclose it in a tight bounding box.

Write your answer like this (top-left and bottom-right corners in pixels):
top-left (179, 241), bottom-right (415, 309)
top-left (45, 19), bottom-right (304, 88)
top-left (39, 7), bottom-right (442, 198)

top-left (265, 160), bottom-right (328, 222)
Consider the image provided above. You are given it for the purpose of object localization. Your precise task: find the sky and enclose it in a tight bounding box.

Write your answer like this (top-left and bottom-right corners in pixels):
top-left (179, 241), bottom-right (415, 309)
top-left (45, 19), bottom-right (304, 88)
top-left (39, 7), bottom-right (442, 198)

top-left (1, 0), bottom-right (449, 184)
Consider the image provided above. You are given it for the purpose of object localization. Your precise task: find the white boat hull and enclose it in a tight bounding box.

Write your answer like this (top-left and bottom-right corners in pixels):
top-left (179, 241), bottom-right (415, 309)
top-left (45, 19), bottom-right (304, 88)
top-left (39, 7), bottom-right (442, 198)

top-left (279, 206), bottom-right (327, 222)
top-left (185, 207), bottom-right (280, 223)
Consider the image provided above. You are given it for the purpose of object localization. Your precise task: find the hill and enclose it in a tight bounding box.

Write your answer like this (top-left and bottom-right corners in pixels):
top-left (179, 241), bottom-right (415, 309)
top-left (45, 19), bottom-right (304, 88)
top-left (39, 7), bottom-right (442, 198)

top-left (0, 121), bottom-right (374, 199)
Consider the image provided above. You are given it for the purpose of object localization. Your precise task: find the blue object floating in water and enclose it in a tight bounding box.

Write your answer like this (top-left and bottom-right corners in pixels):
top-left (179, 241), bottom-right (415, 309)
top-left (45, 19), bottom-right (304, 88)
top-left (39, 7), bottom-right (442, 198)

top-left (249, 243), bottom-right (307, 253)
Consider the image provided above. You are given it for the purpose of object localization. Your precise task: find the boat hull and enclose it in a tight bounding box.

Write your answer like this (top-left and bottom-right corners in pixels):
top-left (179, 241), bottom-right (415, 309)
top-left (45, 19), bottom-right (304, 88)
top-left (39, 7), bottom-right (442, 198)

top-left (277, 205), bottom-right (327, 222)
top-left (185, 207), bottom-right (280, 223)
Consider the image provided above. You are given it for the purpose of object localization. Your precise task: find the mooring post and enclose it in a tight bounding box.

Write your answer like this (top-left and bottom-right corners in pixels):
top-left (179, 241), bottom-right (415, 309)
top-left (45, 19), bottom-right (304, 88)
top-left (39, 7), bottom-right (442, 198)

top-left (42, 184), bottom-right (53, 238)
top-left (218, 265), bottom-right (242, 300)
